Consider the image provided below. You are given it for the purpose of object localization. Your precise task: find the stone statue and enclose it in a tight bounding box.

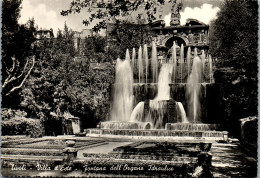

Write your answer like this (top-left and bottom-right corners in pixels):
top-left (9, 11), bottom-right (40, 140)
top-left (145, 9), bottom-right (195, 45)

top-left (170, 0), bottom-right (183, 26)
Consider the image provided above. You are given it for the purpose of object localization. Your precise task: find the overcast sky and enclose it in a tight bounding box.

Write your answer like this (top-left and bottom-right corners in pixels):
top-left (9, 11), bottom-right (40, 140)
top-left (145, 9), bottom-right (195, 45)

top-left (18, 0), bottom-right (223, 36)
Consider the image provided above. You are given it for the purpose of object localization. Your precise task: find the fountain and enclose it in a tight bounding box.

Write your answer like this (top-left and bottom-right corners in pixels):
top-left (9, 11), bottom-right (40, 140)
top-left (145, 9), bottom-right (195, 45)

top-left (110, 49), bottom-right (134, 122)
top-left (131, 48), bottom-right (136, 73)
top-left (87, 42), bottom-right (227, 141)
top-left (172, 41), bottom-right (177, 83)
top-left (194, 47), bottom-right (198, 57)
top-left (187, 56), bottom-right (202, 122)
top-left (180, 44), bottom-right (184, 83)
top-left (151, 42), bottom-right (158, 83)
top-left (176, 102), bottom-right (188, 123)
top-left (143, 44), bottom-right (149, 84)
top-left (201, 50), bottom-right (206, 76)
top-left (187, 47), bottom-right (191, 79)
top-left (137, 46), bottom-right (144, 83)
top-left (209, 54), bottom-right (213, 83)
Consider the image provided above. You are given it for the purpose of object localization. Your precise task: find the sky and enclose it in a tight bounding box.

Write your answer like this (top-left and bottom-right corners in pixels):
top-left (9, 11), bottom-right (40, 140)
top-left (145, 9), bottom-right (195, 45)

top-left (18, 0), bottom-right (223, 36)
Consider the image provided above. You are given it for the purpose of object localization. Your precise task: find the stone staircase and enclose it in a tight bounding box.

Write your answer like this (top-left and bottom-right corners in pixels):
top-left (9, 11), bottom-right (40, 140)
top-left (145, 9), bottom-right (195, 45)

top-left (210, 142), bottom-right (257, 177)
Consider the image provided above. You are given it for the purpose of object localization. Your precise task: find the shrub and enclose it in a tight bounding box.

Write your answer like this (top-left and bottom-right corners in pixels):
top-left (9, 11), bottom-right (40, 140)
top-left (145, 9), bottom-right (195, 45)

top-left (2, 108), bottom-right (44, 137)
top-left (240, 116), bottom-right (257, 144)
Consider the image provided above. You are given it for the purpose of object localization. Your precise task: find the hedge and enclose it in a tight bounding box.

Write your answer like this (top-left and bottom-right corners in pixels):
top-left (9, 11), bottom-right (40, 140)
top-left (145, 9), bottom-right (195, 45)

top-left (2, 116), bottom-right (44, 138)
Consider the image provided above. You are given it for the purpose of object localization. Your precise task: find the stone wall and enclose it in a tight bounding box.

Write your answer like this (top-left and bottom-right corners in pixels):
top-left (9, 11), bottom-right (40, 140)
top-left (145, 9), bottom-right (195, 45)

top-left (239, 116), bottom-right (257, 157)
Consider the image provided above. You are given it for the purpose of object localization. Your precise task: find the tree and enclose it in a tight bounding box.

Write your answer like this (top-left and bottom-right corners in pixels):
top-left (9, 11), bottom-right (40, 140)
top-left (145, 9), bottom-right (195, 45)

top-left (209, 1), bottom-right (258, 71)
top-left (55, 22), bottom-right (76, 57)
top-left (19, 23), bottom-right (114, 132)
top-left (2, 0), bottom-right (36, 104)
top-left (83, 35), bottom-right (106, 62)
top-left (21, 37), bottom-right (114, 131)
top-left (106, 21), bottom-right (153, 60)
top-left (209, 0), bottom-right (258, 137)
top-left (21, 22), bottom-right (76, 119)
top-left (61, 0), bottom-right (169, 32)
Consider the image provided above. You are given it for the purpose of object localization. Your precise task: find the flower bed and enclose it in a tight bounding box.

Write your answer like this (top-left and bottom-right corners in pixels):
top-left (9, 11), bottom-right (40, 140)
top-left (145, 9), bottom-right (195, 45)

top-left (111, 141), bottom-right (205, 158)
top-left (1, 148), bottom-right (63, 156)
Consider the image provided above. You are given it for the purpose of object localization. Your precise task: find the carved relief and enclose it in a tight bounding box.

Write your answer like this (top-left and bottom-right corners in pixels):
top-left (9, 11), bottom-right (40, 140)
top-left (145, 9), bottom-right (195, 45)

top-left (188, 34), bottom-right (194, 43)
top-left (154, 35), bottom-right (165, 46)
top-left (170, 0), bottom-right (183, 26)
top-left (179, 32), bottom-right (188, 39)
top-left (194, 34), bottom-right (200, 43)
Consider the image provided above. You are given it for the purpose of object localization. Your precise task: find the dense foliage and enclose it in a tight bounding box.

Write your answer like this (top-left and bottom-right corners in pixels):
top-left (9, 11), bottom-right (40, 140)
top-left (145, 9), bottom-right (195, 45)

top-left (209, 0), bottom-right (258, 137)
top-left (107, 21), bottom-right (153, 59)
top-left (2, 0), bottom-right (115, 136)
top-left (2, 108), bottom-right (44, 137)
top-left (2, 0), bottom-right (36, 103)
top-left (20, 24), bottom-right (114, 134)
top-left (82, 35), bottom-right (107, 62)
top-left (61, 0), bottom-right (170, 32)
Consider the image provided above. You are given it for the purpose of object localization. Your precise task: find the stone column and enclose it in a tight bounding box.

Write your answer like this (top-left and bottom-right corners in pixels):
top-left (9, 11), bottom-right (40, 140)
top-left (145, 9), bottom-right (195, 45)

top-left (144, 100), bottom-right (150, 120)
top-left (167, 99), bottom-right (177, 123)
top-left (63, 139), bottom-right (78, 167)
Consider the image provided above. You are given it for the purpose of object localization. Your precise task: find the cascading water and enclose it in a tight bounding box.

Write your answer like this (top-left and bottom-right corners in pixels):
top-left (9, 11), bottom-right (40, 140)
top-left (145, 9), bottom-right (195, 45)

top-left (151, 42), bottom-right (158, 83)
top-left (130, 63), bottom-right (174, 128)
top-left (143, 44), bottom-right (149, 84)
top-left (155, 64), bottom-right (174, 100)
top-left (172, 42), bottom-right (177, 83)
top-left (130, 101), bottom-right (144, 122)
top-left (110, 49), bottom-right (134, 121)
top-left (176, 102), bottom-right (189, 123)
top-left (146, 64), bottom-right (174, 128)
top-left (138, 46), bottom-right (143, 83)
top-left (147, 100), bottom-right (168, 129)
top-left (186, 56), bottom-right (202, 122)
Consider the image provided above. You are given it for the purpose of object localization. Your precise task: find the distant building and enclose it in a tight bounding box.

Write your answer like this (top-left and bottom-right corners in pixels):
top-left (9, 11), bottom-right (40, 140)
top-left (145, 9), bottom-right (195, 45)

top-left (33, 29), bottom-right (54, 39)
top-left (32, 29), bottom-right (54, 47)
top-left (73, 29), bottom-right (93, 54)
top-left (152, 18), bottom-right (209, 59)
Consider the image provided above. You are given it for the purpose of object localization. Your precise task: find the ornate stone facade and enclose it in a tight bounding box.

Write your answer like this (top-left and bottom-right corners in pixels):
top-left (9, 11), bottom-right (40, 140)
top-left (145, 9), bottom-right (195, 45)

top-left (151, 18), bottom-right (209, 58)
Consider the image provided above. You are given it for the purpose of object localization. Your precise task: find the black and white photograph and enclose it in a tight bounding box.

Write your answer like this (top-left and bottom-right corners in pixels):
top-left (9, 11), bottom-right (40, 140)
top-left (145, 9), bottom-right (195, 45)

top-left (1, 0), bottom-right (258, 177)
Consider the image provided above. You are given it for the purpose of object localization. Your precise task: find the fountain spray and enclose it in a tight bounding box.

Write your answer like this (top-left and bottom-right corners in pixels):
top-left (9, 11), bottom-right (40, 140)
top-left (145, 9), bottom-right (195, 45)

top-left (143, 44), bottom-right (149, 84)
top-left (132, 48), bottom-right (136, 75)
top-left (110, 49), bottom-right (134, 121)
top-left (209, 55), bottom-right (213, 83)
top-left (172, 41), bottom-right (177, 83)
top-left (138, 46), bottom-right (143, 83)
top-left (201, 50), bottom-right (206, 83)
top-left (180, 44), bottom-right (184, 83)
top-left (151, 41), bottom-right (158, 83)
top-left (187, 47), bottom-right (191, 80)
top-left (187, 56), bottom-right (202, 122)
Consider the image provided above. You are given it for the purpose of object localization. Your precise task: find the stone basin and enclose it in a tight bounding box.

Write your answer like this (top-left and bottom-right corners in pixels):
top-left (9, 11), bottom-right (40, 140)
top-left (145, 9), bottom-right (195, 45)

top-left (100, 121), bottom-right (153, 130)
